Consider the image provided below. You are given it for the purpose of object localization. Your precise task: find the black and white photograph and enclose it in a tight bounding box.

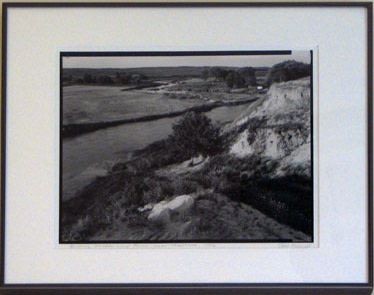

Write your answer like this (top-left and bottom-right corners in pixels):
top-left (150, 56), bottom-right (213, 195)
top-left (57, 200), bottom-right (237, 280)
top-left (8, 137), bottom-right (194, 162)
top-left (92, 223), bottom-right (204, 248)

top-left (60, 51), bottom-right (314, 243)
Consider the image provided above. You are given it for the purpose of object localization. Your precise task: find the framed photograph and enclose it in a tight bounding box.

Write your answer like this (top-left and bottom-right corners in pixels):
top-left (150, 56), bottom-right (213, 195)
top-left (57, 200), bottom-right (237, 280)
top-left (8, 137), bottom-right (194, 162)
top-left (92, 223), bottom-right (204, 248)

top-left (1, 2), bottom-right (372, 294)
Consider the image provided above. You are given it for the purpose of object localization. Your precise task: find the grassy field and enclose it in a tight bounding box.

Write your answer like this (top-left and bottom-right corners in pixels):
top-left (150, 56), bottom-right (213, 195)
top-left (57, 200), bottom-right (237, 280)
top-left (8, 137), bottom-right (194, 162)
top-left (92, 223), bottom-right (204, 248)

top-left (62, 65), bottom-right (269, 128)
top-left (62, 78), bottom-right (262, 126)
top-left (63, 85), bottom-right (202, 125)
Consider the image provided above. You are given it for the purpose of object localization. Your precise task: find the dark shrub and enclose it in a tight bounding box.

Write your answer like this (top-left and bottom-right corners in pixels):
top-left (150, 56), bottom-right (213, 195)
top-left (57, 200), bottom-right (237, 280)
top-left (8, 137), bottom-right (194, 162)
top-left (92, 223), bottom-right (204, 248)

top-left (99, 75), bottom-right (114, 85)
top-left (238, 67), bottom-right (257, 86)
top-left (204, 67), bottom-right (229, 81)
top-left (225, 71), bottom-right (246, 89)
top-left (168, 111), bottom-right (223, 159)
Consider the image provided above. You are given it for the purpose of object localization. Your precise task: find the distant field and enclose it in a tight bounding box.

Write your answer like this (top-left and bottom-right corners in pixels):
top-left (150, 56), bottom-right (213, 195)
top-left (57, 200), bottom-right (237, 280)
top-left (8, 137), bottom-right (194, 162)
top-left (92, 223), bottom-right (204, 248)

top-left (62, 85), bottom-right (203, 125)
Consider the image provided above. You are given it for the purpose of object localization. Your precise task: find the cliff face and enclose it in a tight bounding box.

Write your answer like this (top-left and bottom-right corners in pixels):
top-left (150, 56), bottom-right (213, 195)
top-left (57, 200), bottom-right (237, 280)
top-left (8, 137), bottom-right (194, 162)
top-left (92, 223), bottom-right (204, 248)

top-left (229, 77), bottom-right (311, 178)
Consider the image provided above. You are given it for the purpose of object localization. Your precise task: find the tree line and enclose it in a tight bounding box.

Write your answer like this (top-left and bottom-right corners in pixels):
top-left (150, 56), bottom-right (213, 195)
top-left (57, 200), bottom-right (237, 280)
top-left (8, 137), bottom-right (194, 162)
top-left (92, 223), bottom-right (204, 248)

top-left (62, 72), bottom-right (149, 86)
top-left (201, 66), bottom-right (257, 89)
top-left (264, 60), bottom-right (311, 85)
top-left (201, 60), bottom-right (311, 89)
top-left (63, 60), bottom-right (310, 87)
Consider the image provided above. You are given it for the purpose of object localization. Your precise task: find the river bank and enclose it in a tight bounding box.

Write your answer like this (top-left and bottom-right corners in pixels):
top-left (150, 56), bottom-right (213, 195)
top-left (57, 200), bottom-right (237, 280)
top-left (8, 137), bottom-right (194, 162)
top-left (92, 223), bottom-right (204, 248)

top-left (62, 97), bottom-right (259, 138)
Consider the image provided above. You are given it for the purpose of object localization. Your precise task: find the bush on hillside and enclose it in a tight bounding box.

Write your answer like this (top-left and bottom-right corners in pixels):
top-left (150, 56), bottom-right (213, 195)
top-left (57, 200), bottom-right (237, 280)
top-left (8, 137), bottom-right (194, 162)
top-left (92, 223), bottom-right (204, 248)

top-left (168, 111), bottom-right (223, 159)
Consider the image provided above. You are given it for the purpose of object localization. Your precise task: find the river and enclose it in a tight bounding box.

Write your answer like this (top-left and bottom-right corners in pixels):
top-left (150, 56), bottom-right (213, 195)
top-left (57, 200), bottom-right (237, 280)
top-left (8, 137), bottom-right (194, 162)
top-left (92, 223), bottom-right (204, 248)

top-left (62, 103), bottom-right (251, 200)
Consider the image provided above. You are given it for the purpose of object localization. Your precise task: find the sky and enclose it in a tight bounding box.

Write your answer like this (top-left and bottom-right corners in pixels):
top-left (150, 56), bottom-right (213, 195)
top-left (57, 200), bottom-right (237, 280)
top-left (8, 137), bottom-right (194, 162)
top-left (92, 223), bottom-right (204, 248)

top-left (63, 50), bottom-right (311, 69)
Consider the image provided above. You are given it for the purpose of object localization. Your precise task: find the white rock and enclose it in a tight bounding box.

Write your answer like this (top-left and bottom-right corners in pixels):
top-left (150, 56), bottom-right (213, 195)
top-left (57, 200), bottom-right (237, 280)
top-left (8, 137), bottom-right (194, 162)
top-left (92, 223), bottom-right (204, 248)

top-left (147, 195), bottom-right (194, 223)
top-left (138, 203), bottom-right (154, 213)
top-left (148, 201), bottom-right (170, 223)
top-left (180, 155), bottom-right (205, 168)
top-left (190, 155), bottom-right (204, 166)
top-left (167, 195), bottom-right (194, 212)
